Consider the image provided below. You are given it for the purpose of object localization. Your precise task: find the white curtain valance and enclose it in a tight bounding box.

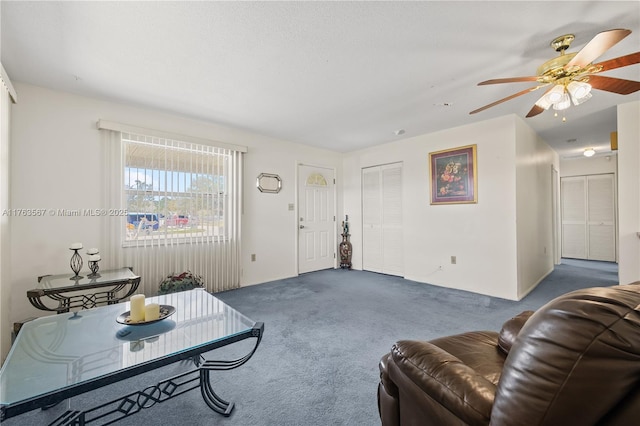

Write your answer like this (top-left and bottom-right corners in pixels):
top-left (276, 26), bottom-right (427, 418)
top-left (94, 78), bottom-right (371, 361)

top-left (96, 119), bottom-right (248, 153)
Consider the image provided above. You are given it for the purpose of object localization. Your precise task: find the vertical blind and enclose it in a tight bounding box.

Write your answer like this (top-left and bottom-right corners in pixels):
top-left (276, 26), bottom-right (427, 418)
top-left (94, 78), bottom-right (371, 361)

top-left (99, 122), bottom-right (244, 295)
top-left (1, 63), bottom-right (17, 360)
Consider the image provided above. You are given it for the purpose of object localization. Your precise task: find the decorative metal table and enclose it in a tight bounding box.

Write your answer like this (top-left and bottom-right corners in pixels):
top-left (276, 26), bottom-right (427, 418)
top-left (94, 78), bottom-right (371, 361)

top-left (0, 289), bottom-right (264, 425)
top-left (27, 267), bottom-right (141, 313)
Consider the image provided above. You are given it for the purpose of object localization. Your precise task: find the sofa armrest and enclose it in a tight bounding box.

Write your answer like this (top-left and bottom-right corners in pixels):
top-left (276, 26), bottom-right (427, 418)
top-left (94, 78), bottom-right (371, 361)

top-left (497, 310), bottom-right (534, 354)
top-left (391, 340), bottom-right (496, 425)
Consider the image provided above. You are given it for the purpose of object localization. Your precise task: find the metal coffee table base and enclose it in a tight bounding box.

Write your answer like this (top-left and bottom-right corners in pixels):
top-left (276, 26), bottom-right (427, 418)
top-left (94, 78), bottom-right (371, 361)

top-left (49, 324), bottom-right (263, 426)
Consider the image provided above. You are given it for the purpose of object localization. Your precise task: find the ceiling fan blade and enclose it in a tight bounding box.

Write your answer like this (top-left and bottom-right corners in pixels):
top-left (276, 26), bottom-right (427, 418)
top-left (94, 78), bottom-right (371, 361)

top-left (593, 51), bottom-right (640, 72)
top-left (588, 75), bottom-right (640, 95)
top-left (469, 85), bottom-right (546, 115)
top-left (526, 105), bottom-right (546, 118)
top-left (478, 76), bottom-right (539, 85)
top-left (525, 85), bottom-right (556, 118)
top-left (566, 29), bottom-right (631, 68)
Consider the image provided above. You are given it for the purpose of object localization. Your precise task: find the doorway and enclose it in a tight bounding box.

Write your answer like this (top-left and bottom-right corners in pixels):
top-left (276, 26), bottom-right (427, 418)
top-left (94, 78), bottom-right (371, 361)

top-left (297, 164), bottom-right (336, 274)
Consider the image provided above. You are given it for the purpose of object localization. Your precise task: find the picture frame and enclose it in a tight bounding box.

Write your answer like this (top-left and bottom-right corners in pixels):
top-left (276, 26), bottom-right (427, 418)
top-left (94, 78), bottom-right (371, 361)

top-left (428, 144), bottom-right (477, 205)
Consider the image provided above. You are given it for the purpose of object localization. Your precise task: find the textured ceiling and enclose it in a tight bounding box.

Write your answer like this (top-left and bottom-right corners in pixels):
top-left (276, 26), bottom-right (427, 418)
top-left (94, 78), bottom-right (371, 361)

top-left (2, 1), bottom-right (639, 157)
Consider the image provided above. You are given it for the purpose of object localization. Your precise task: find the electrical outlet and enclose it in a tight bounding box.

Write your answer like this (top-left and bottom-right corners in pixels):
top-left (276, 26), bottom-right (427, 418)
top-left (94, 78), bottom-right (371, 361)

top-left (451, 256), bottom-right (456, 265)
top-left (438, 265), bottom-right (443, 271)
top-left (251, 254), bottom-right (256, 262)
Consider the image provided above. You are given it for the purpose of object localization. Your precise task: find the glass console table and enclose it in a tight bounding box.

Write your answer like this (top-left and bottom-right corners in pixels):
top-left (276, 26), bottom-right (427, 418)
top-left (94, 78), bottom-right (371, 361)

top-left (0, 289), bottom-right (263, 425)
top-left (27, 267), bottom-right (141, 313)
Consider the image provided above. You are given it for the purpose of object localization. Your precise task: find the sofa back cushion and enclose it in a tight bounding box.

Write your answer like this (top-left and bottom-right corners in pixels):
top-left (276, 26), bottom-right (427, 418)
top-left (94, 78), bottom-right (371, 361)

top-left (490, 284), bottom-right (640, 426)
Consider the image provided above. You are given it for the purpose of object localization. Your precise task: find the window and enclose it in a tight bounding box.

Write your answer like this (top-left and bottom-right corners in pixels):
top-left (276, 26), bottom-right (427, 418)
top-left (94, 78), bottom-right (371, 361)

top-left (122, 132), bottom-right (231, 245)
top-left (99, 120), bottom-right (245, 294)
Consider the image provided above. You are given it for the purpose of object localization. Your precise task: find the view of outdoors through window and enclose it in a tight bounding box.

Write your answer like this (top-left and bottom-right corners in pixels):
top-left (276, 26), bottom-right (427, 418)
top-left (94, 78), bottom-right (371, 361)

top-left (123, 134), bottom-right (229, 243)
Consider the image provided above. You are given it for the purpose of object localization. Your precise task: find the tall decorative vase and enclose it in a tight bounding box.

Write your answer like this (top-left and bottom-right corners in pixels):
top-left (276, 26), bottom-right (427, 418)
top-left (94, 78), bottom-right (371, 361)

top-left (339, 215), bottom-right (352, 269)
top-left (339, 233), bottom-right (352, 269)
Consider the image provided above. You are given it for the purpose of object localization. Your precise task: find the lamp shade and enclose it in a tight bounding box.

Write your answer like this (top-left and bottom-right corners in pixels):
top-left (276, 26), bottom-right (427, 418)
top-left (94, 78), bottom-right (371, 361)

top-left (545, 84), bottom-right (566, 104)
top-left (553, 92), bottom-right (571, 111)
top-left (535, 94), bottom-right (553, 110)
top-left (567, 81), bottom-right (592, 105)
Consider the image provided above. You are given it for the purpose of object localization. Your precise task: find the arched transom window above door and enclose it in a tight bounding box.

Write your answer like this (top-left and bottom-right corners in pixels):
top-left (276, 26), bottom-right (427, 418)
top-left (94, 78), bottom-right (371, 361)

top-left (306, 172), bottom-right (327, 187)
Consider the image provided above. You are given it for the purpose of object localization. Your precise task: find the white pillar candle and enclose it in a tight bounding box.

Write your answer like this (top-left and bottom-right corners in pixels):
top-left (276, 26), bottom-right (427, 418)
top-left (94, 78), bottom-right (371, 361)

top-left (129, 294), bottom-right (145, 322)
top-left (144, 303), bottom-right (160, 321)
top-left (70, 242), bottom-right (83, 250)
top-left (88, 254), bottom-right (101, 262)
top-left (86, 248), bottom-right (99, 255)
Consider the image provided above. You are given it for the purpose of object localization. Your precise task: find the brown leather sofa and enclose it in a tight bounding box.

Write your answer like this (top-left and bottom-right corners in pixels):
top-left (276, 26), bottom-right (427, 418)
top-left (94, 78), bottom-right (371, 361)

top-left (378, 283), bottom-right (640, 425)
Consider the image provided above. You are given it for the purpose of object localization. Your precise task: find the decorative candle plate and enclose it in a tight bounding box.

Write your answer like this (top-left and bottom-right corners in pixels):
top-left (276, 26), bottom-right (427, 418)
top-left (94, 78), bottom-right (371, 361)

top-left (116, 305), bottom-right (176, 325)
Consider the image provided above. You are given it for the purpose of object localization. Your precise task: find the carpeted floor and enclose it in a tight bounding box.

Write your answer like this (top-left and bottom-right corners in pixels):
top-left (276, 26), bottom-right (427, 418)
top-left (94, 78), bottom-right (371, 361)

top-left (5, 259), bottom-right (618, 425)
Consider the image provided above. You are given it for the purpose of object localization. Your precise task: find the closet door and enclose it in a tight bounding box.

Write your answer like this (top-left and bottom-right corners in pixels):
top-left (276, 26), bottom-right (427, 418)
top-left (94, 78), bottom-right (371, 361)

top-left (561, 174), bottom-right (616, 261)
top-left (381, 165), bottom-right (403, 276)
top-left (561, 177), bottom-right (587, 259)
top-left (586, 174), bottom-right (616, 261)
top-left (362, 167), bottom-right (382, 273)
top-left (362, 163), bottom-right (403, 276)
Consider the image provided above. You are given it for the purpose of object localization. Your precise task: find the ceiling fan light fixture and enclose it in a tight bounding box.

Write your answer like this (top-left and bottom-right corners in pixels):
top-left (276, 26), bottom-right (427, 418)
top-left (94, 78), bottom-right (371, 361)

top-left (552, 93), bottom-right (571, 111)
top-left (545, 84), bottom-right (566, 104)
top-left (567, 81), bottom-right (593, 105)
top-left (470, 29), bottom-right (637, 119)
top-left (584, 148), bottom-right (596, 157)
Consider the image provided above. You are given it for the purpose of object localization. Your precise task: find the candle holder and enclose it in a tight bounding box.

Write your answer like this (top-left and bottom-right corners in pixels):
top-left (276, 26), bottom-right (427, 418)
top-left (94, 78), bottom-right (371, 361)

top-left (69, 248), bottom-right (84, 280)
top-left (87, 260), bottom-right (101, 278)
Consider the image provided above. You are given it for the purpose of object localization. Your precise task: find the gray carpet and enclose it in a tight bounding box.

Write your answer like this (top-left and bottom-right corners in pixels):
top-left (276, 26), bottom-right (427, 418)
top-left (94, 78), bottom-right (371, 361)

top-left (5, 259), bottom-right (618, 425)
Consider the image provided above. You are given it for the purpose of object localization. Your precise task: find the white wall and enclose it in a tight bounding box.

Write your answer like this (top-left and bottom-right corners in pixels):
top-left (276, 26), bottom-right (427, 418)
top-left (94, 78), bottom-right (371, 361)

top-left (8, 83), bottom-right (342, 334)
top-left (560, 154), bottom-right (617, 178)
top-left (514, 117), bottom-right (558, 299)
top-left (344, 115), bottom-right (556, 300)
top-left (617, 101), bottom-right (640, 285)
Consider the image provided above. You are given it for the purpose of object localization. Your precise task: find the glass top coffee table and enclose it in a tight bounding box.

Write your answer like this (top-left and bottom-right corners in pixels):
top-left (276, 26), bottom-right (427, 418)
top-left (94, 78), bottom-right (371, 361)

top-left (0, 289), bottom-right (263, 425)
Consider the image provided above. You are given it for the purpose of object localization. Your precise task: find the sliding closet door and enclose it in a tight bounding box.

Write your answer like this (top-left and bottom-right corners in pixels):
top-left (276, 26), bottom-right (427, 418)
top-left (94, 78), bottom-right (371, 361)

top-left (362, 163), bottom-right (403, 276)
top-left (561, 173), bottom-right (616, 261)
top-left (362, 167), bottom-right (382, 273)
top-left (586, 174), bottom-right (616, 261)
top-left (561, 177), bottom-right (587, 259)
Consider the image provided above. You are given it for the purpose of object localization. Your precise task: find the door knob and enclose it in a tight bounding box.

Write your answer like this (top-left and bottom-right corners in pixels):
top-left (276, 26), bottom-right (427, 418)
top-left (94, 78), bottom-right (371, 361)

top-left (299, 225), bottom-right (305, 229)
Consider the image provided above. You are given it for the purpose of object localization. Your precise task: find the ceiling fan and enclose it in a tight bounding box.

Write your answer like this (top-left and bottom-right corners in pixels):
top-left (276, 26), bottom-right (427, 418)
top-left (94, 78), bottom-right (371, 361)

top-left (470, 29), bottom-right (640, 118)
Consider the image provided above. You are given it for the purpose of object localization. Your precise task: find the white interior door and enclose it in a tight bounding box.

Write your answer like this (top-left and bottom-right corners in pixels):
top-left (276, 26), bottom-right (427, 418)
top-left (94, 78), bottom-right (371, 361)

top-left (587, 174), bottom-right (616, 261)
top-left (362, 163), bottom-right (403, 276)
top-left (298, 164), bottom-right (335, 274)
top-left (562, 176), bottom-right (587, 259)
top-left (362, 167), bottom-right (382, 273)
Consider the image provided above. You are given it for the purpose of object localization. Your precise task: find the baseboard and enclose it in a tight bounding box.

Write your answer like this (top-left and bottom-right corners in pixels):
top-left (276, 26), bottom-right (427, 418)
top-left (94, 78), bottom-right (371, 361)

top-left (518, 266), bottom-right (554, 300)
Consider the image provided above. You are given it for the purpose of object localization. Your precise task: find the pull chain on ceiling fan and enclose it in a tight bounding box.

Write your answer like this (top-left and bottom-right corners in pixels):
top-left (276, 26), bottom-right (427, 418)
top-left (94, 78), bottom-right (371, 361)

top-left (470, 29), bottom-right (640, 118)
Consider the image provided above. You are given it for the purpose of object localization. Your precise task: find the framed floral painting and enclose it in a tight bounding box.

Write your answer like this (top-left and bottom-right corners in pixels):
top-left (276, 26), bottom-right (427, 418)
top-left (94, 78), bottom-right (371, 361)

top-left (429, 144), bottom-right (477, 205)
